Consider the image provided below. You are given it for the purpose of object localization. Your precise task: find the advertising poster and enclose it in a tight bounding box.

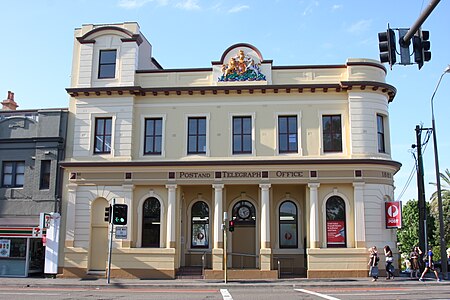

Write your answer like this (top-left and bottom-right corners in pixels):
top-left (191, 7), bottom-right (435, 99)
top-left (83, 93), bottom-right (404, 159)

top-left (327, 220), bottom-right (345, 246)
top-left (0, 239), bottom-right (10, 257)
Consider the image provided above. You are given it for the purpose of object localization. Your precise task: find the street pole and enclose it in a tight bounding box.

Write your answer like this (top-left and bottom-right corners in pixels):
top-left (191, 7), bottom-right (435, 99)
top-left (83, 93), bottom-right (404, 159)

top-left (415, 125), bottom-right (428, 256)
top-left (107, 198), bottom-right (115, 284)
top-left (223, 212), bottom-right (228, 284)
top-left (430, 66), bottom-right (450, 279)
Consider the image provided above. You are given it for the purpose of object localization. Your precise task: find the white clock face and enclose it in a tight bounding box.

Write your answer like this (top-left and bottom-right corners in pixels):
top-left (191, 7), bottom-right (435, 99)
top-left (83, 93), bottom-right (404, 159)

top-left (238, 206), bottom-right (250, 219)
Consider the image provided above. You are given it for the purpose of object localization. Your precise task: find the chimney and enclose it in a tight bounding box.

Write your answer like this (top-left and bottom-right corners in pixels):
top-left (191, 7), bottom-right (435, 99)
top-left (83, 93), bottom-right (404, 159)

top-left (1, 91), bottom-right (19, 111)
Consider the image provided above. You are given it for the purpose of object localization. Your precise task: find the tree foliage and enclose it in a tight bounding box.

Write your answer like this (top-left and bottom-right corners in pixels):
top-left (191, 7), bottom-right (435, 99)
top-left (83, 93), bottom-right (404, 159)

top-left (397, 199), bottom-right (436, 254)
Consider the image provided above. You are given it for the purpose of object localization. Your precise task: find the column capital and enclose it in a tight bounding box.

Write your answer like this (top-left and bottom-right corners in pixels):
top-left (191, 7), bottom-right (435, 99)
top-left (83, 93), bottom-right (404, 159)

top-left (259, 183), bottom-right (271, 190)
top-left (308, 182), bottom-right (320, 189)
top-left (122, 184), bottom-right (135, 191)
top-left (67, 183), bottom-right (78, 192)
top-left (165, 184), bottom-right (177, 190)
top-left (212, 183), bottom-right (224, 190)
top-left (352, 182), bottom-right (365, 188)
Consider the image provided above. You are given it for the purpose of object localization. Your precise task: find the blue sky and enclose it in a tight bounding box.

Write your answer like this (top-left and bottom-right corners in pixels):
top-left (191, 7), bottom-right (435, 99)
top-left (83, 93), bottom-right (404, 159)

top-left (1, 0), bottom-right (449, 203)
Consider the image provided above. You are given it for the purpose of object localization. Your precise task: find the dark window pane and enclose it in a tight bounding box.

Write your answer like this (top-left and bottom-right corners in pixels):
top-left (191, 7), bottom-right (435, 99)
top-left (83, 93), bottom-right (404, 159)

top-left (2, 161), bottom-right (25, 187)
top-left (39, 160), bottom-right (51, 190)
top-left (142, 197), bottom-right (160, 248)
top-left (98, 50), bottom-right (116, 79)
top-left (94, 118), bottom-right (112, 154)
top-left (323, 115), bottom-right (342, 152)
top-left (100, 50), bottom-right (116, 64)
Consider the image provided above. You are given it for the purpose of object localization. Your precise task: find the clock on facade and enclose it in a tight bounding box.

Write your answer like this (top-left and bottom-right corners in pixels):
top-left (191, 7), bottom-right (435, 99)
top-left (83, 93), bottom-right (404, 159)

top-left (238, 205), bottom-right (251, 219)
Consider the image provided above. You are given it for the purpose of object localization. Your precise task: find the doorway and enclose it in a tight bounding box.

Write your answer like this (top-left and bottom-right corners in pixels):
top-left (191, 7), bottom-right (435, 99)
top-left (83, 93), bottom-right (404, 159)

top-left (230, 200), bottom-right (256, 268)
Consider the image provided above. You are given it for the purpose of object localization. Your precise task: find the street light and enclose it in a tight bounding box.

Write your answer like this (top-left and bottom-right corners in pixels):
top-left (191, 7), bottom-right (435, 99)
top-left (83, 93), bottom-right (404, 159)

top-left (431, 64), bottom-right (450, 279)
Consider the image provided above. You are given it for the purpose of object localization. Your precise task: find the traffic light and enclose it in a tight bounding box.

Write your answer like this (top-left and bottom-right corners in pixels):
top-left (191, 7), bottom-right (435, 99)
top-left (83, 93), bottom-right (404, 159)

top-left (112, 204), bottom-right (128, 225)
top-left (378, 28), bottom-right (397, 68)
top-left (228, 220), bottom-right (235, 232)
top-left (413, 29), bottom-right (431, 70)
top-left (104, 205), bottom-right (111, 223)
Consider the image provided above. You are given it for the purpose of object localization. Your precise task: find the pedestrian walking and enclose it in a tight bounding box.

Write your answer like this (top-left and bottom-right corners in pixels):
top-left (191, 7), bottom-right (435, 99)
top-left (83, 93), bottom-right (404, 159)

top-left (368, 246), bottom-right (379, 281)
top-left (419, 246), bottom-right (441, 282)
top-left (409, 246), bottom-right (421, 279)
top-left (384, 245), bottom-right (394, 279)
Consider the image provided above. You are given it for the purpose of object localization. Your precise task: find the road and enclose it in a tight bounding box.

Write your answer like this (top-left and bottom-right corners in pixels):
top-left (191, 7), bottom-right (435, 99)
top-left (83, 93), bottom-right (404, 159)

top-left (0, 284), bottom-right (449, 300)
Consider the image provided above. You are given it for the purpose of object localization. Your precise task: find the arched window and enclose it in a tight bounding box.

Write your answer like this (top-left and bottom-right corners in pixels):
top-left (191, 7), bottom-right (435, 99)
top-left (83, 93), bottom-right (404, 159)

top-left (191, 201), bottom-right (209, 248)
top-left (279, 201), bottom-right (298, 248)
top-left (142, 197), bottom-right (160, 247)
top-left (326, 196), bottom-right (346, 248)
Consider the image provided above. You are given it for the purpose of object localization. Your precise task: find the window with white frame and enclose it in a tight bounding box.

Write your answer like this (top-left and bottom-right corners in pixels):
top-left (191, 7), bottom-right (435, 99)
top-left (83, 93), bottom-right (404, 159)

top-left (187, 117), bottom-right (207, 154)
top-left (232, 116), bottom-right (252, 154)
top-left (191, 201), bottom-right (209, 248)
top-left (279, 201), bottom-right (298, 248)
top-left (377, 114), bottom-right (386, 153)
top-left (2, 161), bottom-right (25, 188)
top-left (325, 196), bottom-right (346, 248)
top-left (322, 114), bottom-right (342, 152)
top-left (144, 118), bottom-right (162, 155)
top-left (142, 197), bottom-right (160, 247)
top-left (278, 115), bottom-right (298, 153)
top-left (94, 117), bottom-right (112, 154)
top-left (98, 50), bottom-right (117, 79)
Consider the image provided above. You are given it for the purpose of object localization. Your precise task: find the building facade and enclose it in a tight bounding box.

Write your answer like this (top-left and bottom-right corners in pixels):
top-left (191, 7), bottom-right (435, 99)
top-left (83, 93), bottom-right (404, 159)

top-left (60, 22), bottom-right (401, 279)
top-left (0, 93), bottom-right (68, 277)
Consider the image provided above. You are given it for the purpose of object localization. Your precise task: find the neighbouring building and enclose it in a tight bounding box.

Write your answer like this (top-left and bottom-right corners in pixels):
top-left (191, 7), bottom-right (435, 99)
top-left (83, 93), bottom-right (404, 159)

top-left (60, 22), bottom-right (401, 279)
top-left (0, 92), bottom-right (68, 277)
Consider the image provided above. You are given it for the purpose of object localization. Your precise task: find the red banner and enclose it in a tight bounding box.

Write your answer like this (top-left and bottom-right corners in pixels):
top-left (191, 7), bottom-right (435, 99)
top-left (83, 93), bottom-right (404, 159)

top-left (385, 201), bottom-right (402, 228)
top-left (326, 220), bottom-right (345, 246)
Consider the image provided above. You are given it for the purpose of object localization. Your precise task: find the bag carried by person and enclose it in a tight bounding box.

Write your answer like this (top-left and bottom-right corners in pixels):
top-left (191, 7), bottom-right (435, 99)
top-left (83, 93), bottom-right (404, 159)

top-left (369, 266), bottom-right (379, 277)
top-left (388, 264), bottom-right (395, 273)
top-left (386, 256), bottom-right (393, 263)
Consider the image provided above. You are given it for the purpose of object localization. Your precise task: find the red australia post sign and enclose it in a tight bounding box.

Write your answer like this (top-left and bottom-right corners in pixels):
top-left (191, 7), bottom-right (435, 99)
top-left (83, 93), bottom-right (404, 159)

top-left (385, 201), bottom-right (402, 229)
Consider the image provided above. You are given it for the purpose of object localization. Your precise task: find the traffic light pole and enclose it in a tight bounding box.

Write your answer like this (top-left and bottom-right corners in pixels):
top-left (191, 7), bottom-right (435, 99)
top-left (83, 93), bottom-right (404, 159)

top-left (107, 198), bottom-right (115, 284)
top-left (401, 0), bottom-right (440, 46)
top-left (415, 126), bottom-right (429, 258)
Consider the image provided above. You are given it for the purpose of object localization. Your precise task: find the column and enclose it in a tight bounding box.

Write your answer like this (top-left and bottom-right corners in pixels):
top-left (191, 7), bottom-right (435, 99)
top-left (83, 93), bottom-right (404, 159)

top-left (259, 184), bottom-right (271, 271)
top-left (166, 184), bottom-right (177, 248)
top-left (353, 182), bottom-right (366, 248)
top-left (308, 183), bottom-right (320, 248)
top-left (122, 184), bottom-right (134, 248)
top-left (65, 183), bottom-right (77, 247)
top-left (212, 184), bottom-right (224, 271)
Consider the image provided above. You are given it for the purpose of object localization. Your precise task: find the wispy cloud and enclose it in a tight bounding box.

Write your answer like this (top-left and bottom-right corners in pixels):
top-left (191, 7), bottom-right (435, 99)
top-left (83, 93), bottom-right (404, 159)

top-left (175, 0), bottom-right (201, 10)
top-left (117, 0), bottom-right (167, 9)
top-left (347, 19), bottom-right (372, 34)
top-left (331, 4), bottom-right (342, 11)
top-left (228, 4), bottom-right (250, 13)
top-left (303, 1), bottom-right (319, 16)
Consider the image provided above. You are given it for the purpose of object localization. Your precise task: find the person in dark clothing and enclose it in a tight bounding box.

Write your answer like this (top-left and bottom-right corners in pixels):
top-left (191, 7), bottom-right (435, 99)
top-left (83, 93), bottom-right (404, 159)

top-left (368, 246), bottom-right (379, 281)
top-left (384, 245), bottom-right (394, 279)
top-left (419, 247), bottom-right (441, 282)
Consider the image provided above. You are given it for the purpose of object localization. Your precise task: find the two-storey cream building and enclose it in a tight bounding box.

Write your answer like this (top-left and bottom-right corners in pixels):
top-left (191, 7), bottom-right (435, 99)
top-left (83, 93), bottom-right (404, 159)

top-left (60, 22), bottom-right (401, 279)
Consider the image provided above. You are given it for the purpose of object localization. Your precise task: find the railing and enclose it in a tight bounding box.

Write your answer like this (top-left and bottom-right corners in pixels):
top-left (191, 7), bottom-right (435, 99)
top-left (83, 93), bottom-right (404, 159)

top-left (228, 252), bottom-right (259, 269)
top-left (273, 256), bottom-right (295, 279)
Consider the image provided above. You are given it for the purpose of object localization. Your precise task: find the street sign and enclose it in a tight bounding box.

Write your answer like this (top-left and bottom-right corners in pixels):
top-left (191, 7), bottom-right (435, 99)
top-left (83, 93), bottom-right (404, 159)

top-left (115, 226), bottom-right (127, 239)
top-left (385, 201), bottom-right (402, 228)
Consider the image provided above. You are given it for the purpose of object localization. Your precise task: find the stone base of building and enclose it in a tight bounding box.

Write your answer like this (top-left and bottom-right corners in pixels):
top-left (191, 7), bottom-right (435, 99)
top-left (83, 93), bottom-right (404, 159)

top-left (307, 269), bottom-right (368, 278)
top-left (60, 267), bottom-right (175, 279)
top-left (204, 269), bottom-right (278, 280)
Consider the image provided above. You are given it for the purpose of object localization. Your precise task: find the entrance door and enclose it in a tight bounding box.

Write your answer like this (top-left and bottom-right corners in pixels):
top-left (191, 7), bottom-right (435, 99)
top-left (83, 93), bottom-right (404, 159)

top-left (89, 198), bottom-right (109, 271)
top-left (231, 200), bottom-right (256, 269)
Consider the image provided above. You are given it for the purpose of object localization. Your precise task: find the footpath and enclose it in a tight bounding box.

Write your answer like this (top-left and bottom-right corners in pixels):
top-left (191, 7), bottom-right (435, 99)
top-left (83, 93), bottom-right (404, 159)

top-left (0, 273), bottom-right (449, 290)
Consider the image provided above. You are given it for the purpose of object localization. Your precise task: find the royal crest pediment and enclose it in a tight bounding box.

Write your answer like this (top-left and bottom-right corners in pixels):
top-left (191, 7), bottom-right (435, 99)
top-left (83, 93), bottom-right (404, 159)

top-left (212, 43), bottom-right (272, 85)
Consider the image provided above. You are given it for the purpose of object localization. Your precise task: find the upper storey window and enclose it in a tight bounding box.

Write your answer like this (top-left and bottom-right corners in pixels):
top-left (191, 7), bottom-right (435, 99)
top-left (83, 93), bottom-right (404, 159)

top-left (278, 116), bottom-right (298, 153)
top-left (377, 114), bottom-right (386, 153)
top-left (94, 117), bottom-right (112, 154)
top-left (233, 116), bottom-right (252, 154)
top-left (2, 161), bottom-right (25, 188)
top-left (322, 115), bottom-right (342, 153)
top-left (144, 118), bottom-right (162, 155)
top-left (98, 50), bottom-right (117, 79)
top-left (187, 117), bottom-right (207, 155)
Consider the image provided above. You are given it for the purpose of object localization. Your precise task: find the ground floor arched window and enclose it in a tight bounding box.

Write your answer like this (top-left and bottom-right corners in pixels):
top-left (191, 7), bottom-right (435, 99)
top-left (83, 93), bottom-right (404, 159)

top-left (142, 197), bottom-right (160, 247)
top-left (191, 201), bottom-right (209, 248)
top-left (279, 200), bottom-right (298, 248)
top-left (326, 196), bottom-right (346, 248)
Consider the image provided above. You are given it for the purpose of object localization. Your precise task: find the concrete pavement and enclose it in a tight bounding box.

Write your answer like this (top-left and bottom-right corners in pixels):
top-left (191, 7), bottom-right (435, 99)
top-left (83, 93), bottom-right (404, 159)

top-left (0, 274), bottom-right (448, 289)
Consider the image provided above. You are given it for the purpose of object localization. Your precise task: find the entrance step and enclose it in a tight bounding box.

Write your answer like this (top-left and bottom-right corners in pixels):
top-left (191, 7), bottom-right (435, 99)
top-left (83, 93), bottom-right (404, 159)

top-left (176, 266), bottom-right (203, 279)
